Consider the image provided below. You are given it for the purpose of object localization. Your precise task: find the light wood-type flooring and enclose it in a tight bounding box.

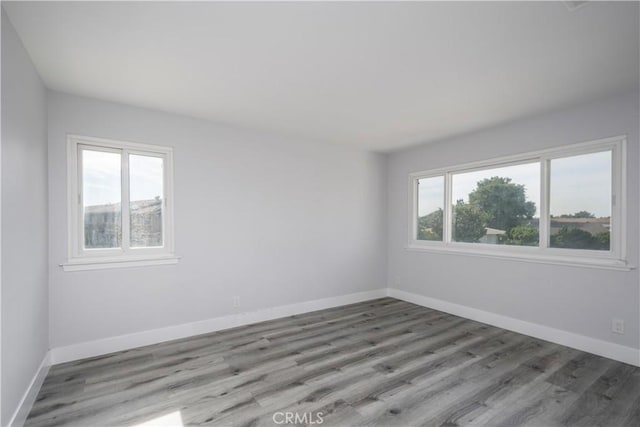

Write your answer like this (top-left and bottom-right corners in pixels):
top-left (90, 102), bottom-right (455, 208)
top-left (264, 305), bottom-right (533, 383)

top-left (26, 298), bottom-right (640, 426)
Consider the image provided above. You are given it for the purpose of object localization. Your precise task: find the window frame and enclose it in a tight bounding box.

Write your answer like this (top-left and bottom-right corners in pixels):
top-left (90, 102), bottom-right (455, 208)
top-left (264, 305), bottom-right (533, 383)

top-left (407, 135), bottom-right (630, 271)
top-left (65, 135), bottom-right (178, 271)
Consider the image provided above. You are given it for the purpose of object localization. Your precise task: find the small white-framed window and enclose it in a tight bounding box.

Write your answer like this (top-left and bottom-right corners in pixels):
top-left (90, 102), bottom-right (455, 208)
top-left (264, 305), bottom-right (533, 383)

top-left (64, 135), bottom-right (178, 271)
top-left (408, 135), bottom-right (630, 271)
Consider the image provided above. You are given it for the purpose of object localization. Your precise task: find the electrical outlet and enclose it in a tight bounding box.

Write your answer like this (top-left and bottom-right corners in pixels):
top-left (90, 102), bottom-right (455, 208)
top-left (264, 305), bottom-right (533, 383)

top-left (233, 296), bottom-right (240, 309)
top-left (612, 318), bottom-right (624, 334)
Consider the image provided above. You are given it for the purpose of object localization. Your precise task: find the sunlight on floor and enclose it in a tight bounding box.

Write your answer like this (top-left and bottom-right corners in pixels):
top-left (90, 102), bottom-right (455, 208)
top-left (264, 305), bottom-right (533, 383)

top-left (131, 411), bottom-right (184, 427)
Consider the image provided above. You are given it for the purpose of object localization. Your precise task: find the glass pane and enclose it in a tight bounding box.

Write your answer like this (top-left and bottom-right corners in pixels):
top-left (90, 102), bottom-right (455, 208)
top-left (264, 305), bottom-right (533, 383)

top-left (83, 149), bottom-right (122, 249)
top-left (550, 151), bottom-right (611, 251)
top-left (451, 162), bottom-right (540, 245)
top-left (129, 154), bottom-right (164, 248)
top-left (417, 176), bottom-right (444, 241)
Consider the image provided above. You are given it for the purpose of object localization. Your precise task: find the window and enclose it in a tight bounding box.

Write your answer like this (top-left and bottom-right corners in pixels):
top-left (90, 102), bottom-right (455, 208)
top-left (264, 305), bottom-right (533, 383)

top-left (417, 176), bottom-right (445, 242)
top-left (549, 151), bottom-right (611, 251)
top-left (408, 136), bottom-right (628, 270)
top-left (65, 135), bottom-right (177, 271)
top-left (451, 162), bottom-right (540, 246)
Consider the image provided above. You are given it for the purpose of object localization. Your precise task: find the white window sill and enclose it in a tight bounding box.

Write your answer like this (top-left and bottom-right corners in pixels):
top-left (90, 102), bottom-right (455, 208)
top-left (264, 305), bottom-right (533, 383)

top-left (61, 255), bottom-right (180, 272)
top-left (405, 244), bottom-right (634, 271)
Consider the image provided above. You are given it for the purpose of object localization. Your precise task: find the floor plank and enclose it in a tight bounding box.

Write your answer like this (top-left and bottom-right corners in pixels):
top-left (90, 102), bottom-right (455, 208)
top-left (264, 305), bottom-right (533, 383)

top-left (26, 298), bottom-right (640, 426)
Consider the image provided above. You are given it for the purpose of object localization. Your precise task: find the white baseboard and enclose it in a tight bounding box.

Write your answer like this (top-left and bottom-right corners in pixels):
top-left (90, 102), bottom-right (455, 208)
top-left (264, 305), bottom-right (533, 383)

top-left (8, 352), bottom-right (51, 427)
top-left (387, 287), bottom-right (640, 367)
top-left (50, 288), bottom-right (388, 365)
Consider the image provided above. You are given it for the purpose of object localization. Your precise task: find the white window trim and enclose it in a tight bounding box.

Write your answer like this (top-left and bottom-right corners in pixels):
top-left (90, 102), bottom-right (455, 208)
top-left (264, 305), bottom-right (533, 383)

top-left (63, 134), bottom-right (179, 271)
top-left (407, 135), bottom-right (633, 271)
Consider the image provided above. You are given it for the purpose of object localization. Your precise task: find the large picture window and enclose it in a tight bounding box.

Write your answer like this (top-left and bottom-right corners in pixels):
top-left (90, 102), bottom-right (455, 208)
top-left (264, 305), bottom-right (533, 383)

top-left (65, 135), bottom-right (176, 271)
top-left (409, 136), bottom-right (627, 269)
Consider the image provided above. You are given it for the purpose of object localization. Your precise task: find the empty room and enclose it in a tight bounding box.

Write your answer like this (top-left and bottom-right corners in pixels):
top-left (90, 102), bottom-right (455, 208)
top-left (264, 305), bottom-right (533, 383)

top-left (1, 1), bottom-right (639, 426)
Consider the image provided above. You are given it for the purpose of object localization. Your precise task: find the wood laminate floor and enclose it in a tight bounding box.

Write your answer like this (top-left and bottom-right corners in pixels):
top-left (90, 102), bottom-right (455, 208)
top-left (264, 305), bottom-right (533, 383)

top-left (26, 298), bottom-right (640, 427)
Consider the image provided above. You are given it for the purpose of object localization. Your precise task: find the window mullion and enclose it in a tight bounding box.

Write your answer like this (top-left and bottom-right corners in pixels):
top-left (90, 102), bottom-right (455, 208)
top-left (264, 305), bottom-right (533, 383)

top-left (413, 178), bottom-right (419, 241)
top-left (611, 144), bottom-right (623, 259)
top-left (77, 145), bottom-right (84, 256)
top-left (444, 172), bottom-right (453, 244)
top-left (162, 153), bottom-right (168, 249)
top-left (539, 159), bottom-right (550, 250)
top-left (122, 150), bottom-right (131, 253)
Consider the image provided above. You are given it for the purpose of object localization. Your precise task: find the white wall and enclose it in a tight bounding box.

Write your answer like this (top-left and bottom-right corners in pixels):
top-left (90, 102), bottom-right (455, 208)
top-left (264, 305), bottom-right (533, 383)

top-left (387, 91), bottom-right (640, 351)
top-left (1, 9), bottom-right (49, 427)
top-left (45, 90), bottom-right (640, 356)
top-left (47, 91), bottom-right (387, 348)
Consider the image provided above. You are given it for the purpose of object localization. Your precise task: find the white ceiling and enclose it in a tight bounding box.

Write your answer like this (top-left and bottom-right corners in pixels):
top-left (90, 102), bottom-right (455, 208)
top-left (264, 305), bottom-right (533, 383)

top-left (4, 1), bottom-right (639, 152)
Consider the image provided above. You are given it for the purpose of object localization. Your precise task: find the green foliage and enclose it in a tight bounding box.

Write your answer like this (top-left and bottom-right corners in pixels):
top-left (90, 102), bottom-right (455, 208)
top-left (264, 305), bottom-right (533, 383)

top-left (550, 227), bottom-right (610, 250)
top-left (417, 208), bottom-right (443, 241)
top-left (507, 224), bottom-right (539, 246)
top-left (468, 177), bottom-right (536, 232)
top-left (593, 231), bottom-right (610, 249)
top-left (453, 200), bottom-right (486, 243)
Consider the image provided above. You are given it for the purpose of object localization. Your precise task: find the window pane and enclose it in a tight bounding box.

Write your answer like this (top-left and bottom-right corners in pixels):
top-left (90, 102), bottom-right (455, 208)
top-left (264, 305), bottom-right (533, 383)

top-left (417, 176), bottom-right (444, 241)
top-left (83, 149), bottom-right (122, 249)
top-left (129, 154), bottom-right (164, 248)
top-left (451, 162), bottom-right (540, 245)
top-left (550, 151), bottom-right (611, 251)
